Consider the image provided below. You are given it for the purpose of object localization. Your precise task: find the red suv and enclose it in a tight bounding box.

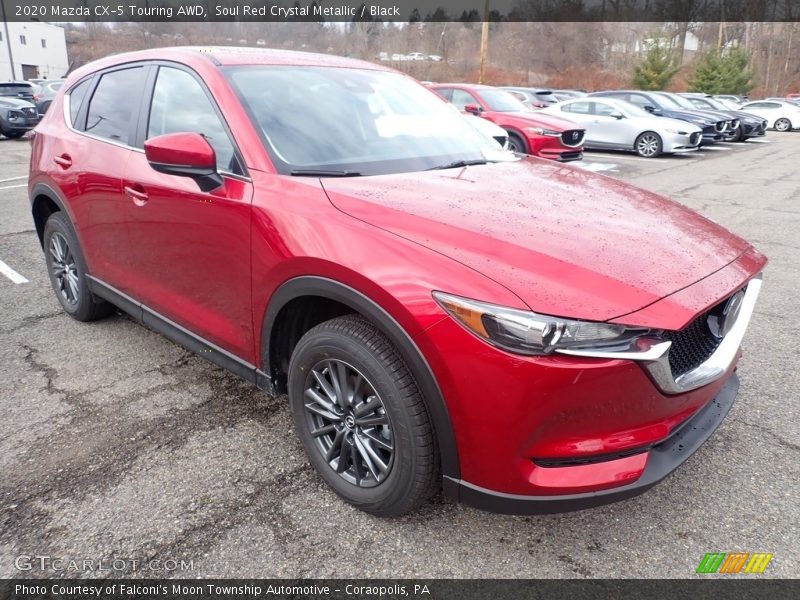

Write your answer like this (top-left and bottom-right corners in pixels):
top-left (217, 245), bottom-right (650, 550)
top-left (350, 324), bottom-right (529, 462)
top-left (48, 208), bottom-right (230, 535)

top-left (30, 48), bottom-right (765, 516)
top-left (430, 83), bottom-right (585, 160)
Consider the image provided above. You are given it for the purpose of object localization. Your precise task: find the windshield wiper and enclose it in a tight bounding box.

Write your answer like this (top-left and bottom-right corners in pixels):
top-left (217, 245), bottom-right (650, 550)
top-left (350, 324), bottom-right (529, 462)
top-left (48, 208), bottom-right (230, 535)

top-left (426, 159), bottom-right (488, 171)
top-left (290, 169), bottom-right (362, 177)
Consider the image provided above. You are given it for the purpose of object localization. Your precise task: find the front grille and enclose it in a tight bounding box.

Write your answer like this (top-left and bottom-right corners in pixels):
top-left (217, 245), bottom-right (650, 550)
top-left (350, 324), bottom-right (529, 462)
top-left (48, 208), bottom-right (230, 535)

top-left (561, 129), bottom-right (585, 147)
top-left (689, 132), bottom-right (701, 145)
top-left (662, 307), bottom-right (724, 377)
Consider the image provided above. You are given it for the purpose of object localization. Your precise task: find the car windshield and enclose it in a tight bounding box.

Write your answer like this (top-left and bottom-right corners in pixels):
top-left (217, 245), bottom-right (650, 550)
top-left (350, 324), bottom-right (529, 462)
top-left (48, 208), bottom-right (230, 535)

top-left (666, 94), bottom-right (698, 110)
top-left (654, 94), bottom-right (684, 110)
top-left (479, 89), bottom-right (530, 112)
top-left (701, 97), bottom-right (727, 111)
top-left (226, 66), bottom-right (510, 175)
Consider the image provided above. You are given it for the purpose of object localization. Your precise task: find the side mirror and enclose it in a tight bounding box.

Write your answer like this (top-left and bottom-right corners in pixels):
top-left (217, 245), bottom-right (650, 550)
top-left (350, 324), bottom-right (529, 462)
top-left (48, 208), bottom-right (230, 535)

top-left (464, 103), bottom-right (482, 115)
top-left (609, 111), bottom-right (624, 119)
top-left (144, 132), bottom-right (223, 192)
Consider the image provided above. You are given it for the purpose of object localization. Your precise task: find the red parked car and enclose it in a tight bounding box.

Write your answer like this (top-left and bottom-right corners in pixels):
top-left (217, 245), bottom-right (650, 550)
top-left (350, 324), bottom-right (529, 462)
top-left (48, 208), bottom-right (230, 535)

top-left (430, 83), bottom-right (585, 161)
top-left (29, 48), bottom-right (765, 516)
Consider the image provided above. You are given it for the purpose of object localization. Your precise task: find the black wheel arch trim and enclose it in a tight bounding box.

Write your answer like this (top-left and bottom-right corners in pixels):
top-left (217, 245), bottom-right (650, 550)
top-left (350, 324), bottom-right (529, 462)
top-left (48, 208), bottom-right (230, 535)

top-left (30, 182), bottom-right (81, 248)
top-left (261, 276), bottom-right (460, 482)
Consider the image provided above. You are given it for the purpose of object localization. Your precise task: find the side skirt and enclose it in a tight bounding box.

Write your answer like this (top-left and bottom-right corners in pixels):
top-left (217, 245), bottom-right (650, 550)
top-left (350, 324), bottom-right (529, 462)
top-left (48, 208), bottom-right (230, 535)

top-left (87, 275), bottom-right (276, 395)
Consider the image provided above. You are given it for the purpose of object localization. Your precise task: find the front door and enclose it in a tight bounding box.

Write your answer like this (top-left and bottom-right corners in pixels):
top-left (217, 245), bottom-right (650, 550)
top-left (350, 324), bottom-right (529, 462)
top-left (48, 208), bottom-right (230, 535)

top-left (122, 65), bottom-right (255, 362)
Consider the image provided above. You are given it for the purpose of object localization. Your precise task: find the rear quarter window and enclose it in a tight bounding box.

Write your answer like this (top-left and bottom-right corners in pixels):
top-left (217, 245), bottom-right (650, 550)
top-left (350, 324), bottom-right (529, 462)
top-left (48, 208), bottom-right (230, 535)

top-left (67, 79), bottom-right (92, 127)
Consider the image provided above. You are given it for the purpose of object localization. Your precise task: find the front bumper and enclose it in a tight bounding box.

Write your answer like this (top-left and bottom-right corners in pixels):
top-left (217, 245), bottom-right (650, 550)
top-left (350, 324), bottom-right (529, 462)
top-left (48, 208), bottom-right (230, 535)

top-left (445, 373), bottom-right (739, 514)
top-left (1, 115), bottom-right (39, 133)
top-left (663, 131), bottom-right (701, 153)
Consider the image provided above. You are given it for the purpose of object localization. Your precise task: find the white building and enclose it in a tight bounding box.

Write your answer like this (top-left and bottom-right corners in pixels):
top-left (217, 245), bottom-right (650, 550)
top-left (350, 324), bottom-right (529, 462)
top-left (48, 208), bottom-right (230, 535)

top-left (0, 22), bottom-right (69, 81)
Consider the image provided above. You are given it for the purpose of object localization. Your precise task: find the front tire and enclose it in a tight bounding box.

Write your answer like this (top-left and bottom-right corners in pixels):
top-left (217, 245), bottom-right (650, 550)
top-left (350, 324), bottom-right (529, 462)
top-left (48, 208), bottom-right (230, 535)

top-left (635, 131), bottom-right (663, 157)
top-left (288, 315), bottom-right (439, 516)
top-left (43, 212), bottom-right (112, 321)
top-left (774, 118), bottom-right (791, 132)
top-left (506, 132), bottom-right (528, 154)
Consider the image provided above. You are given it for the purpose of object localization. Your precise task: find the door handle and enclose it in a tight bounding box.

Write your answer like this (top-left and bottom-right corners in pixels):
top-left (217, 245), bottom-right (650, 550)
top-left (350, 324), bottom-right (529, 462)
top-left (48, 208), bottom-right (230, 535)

top-left (53, 154), bottom-right (72, 168)
top-left (124, 185), bottom-right (149, 207)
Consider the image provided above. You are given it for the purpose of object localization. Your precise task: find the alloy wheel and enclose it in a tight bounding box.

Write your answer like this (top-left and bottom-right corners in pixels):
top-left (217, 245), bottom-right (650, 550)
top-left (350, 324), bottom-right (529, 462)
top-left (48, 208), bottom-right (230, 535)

top-left (636, 134), bottom-right (660, 157)
top-left (49, 232), bottom-right (79, 305)
top-left (775, 118), bottom-right (791, 132)
top-left (303, 359), bottom-right (394, 488)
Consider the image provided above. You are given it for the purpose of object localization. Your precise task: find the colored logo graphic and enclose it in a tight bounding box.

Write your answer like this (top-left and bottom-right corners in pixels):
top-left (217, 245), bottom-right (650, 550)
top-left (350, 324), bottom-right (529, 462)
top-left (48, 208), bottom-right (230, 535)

top-left (696, 552), bottom-right (773, 574)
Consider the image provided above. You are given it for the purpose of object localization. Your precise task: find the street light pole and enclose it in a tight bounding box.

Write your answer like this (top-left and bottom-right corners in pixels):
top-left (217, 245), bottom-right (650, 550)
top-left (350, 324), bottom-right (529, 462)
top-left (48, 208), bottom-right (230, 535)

top-left (478, 0), bottom-right (490, 84)
top-left (1, 0), bottom-right (18, 80)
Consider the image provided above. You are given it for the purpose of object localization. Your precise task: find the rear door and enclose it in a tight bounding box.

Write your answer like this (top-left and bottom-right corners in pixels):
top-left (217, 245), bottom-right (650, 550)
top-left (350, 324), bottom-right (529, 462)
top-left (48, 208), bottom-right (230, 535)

top-left (52, 66), bottom-right (147, 291)
top-left (122, 63), bottom-right (255, 362)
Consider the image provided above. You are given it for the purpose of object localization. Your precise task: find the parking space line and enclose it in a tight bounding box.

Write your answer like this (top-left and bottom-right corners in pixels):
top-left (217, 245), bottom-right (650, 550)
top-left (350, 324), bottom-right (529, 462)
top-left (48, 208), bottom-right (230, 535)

top-left (0, 259), bottom-right (29, 284)
top-left (0, 183), bottom-right (28, 191)
top-left (0, 175), bottom-right (28, 183)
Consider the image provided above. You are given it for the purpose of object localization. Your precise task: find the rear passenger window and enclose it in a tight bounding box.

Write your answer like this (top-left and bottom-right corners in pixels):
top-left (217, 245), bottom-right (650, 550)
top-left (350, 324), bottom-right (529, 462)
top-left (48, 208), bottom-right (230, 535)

top-left (147, 66), bottom-right (238, 174)
top-left (85, 67), bottom-right (145, 144)
top-left (68, 79), bottom-right (92, 127)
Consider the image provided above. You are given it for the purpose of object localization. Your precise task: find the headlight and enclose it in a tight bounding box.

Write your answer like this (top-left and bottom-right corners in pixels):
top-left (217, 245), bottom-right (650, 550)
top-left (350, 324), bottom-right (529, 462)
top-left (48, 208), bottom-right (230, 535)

top-left (525, 127), bottom-right (561, 137)
top-left (8, 110), bottom-right (22, 121)
top-left (433, 292), bottom-right (651, 355)
top-left (664, 128), bottom-right (689, 135)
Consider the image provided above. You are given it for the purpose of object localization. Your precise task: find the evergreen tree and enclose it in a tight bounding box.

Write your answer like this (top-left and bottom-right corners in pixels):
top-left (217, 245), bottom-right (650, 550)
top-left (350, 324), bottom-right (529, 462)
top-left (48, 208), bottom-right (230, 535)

top-left (689, 47), bottom-right (754, 95)
top-left (632, 39), bottom-right (680, 90)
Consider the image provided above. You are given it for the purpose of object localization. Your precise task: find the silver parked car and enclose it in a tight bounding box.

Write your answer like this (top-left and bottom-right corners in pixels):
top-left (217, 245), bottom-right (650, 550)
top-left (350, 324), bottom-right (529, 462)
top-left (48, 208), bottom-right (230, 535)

top-left (539, 97), bottom-right (702, 157)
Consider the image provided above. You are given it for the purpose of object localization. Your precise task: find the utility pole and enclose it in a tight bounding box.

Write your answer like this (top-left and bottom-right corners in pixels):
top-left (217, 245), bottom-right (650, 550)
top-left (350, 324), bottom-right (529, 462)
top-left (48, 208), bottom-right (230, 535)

top-left (1, 0), bottom-right (18, 80)
top-left (478, 0), bottom-right (490, 84)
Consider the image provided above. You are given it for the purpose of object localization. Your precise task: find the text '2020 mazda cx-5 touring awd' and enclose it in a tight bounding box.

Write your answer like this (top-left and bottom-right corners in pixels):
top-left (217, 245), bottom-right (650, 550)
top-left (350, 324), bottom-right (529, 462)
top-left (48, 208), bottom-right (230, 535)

top-left (29, 48), bottom-right (765, 516)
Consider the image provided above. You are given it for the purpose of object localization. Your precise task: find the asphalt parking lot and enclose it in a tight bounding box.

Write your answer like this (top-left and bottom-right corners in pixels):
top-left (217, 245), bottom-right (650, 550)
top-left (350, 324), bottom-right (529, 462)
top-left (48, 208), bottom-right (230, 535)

top-left (0, 135), bottom-right (797, 579)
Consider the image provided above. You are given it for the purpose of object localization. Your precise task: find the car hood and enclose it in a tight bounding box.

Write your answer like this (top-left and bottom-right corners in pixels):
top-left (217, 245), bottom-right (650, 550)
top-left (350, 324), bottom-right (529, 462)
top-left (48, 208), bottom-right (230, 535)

top-left (729, 110), bottom-right (766, 124)
top-left (0, 97), bottom-right (35, 109)
top-left (322, 158), bottom-right (752, 322)
top-left (499, 111), bottom-right (582, 131)
top-left (663, 109), bottom-right (716, 125)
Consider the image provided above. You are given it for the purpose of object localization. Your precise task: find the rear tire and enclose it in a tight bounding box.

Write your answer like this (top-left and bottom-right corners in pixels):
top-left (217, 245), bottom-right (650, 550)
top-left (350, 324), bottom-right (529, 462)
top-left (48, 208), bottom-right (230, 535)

top-left (774, 118), bottom-right (791, 132)
top-left (635, 131), bottom-right (662, 157)
top-left (43, 212), bottom-right (112, 322)
top-left (288, 315), bottom-right (439, 516)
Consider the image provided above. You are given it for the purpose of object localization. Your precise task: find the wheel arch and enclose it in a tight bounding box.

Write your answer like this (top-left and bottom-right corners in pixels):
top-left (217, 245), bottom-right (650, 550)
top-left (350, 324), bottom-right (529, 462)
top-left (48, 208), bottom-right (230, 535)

top-left (30, 182), bottom-right (76, 248)
top-left (503, 126), bottom-right (530, 154)
top-left (261, 276), bottom-right (460, 481)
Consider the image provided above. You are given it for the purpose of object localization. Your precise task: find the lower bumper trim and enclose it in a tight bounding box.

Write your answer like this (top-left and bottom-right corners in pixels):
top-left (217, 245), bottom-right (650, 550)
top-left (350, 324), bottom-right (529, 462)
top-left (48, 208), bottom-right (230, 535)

top-left (445, 373), bottom-right (739, 515)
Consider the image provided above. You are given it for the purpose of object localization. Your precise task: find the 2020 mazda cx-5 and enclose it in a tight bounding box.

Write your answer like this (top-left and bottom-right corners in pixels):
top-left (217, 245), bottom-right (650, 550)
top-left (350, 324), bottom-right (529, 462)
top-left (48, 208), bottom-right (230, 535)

top-left (29, 48), bottom-right (765, 516)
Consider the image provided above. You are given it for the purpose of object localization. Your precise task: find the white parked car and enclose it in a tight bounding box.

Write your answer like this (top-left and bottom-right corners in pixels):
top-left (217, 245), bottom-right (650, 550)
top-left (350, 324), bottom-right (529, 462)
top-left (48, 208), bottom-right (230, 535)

top-left (462, 114), bottom-right (510, 150)
top-left (407, 52), bottom-right (427, 61)
top-left (540, 97), bottom-right (703, 157)
top-left (739, 100), bottom-right (800, 131)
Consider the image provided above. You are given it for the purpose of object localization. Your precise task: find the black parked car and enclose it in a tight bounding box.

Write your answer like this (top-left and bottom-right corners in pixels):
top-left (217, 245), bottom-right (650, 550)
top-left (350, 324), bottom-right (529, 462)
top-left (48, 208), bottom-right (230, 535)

top-left (590, 90), bottom-right (731, 145)
top-left (680, 93), bottom-right (768, 141)
top-left (0, 82), bottom-right (39, 138)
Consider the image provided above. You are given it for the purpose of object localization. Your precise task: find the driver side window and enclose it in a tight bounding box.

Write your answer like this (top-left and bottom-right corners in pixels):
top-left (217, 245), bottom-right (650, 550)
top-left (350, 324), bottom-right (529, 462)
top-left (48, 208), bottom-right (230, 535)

top-left (148, 66), bottom-right (239, 174)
